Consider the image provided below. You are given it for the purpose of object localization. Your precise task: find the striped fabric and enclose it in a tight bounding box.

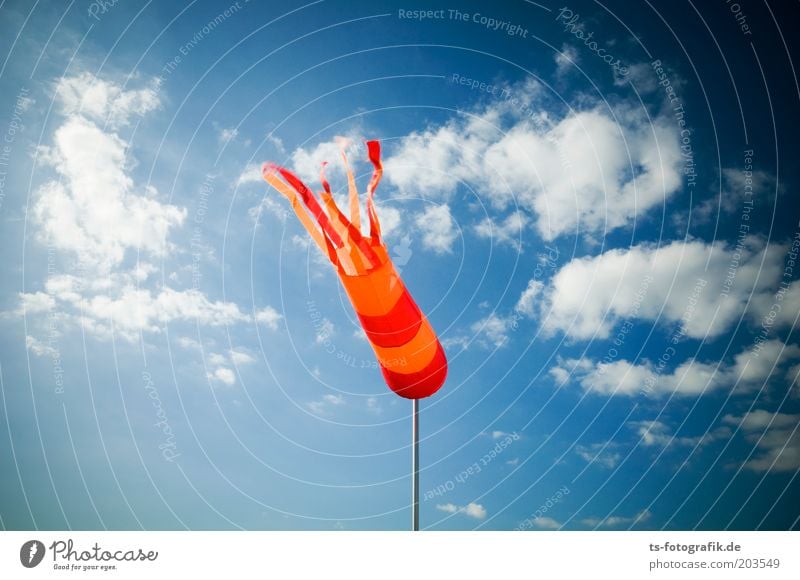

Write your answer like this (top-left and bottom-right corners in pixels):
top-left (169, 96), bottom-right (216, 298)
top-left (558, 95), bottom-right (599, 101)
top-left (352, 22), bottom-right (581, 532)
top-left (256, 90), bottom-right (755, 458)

top-left (340, 247), bottom-right (448, 399)
top-left (262, 140), bottom-right (447, 399)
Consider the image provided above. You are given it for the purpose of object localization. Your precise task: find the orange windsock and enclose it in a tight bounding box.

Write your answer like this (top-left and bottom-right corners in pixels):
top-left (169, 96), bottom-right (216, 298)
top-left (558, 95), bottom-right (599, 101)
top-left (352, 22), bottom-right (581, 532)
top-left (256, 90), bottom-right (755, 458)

top-left (263, 140), bottom-right (447, 399)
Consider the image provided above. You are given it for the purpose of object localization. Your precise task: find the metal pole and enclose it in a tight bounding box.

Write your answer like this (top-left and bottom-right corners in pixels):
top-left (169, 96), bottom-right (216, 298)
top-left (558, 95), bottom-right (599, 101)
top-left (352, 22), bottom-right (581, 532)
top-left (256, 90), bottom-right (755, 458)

top-left (412, 398), bottom-right (419, 531)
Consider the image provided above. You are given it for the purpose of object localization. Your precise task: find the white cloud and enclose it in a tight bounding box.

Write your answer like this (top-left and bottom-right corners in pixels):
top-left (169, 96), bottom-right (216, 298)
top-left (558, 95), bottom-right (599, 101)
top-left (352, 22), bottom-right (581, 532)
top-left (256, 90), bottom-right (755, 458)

top-left (249, 195), bottom-right (290, 225)
top-left (384, 85), bottom-right (682, 241)
top-left (436, 503), bottom-right (459, 514)
top-left (441, 334), bottom-right (471, 351)
top-left (306, 402), bottom-right (326, 413)
top-left (255, 306), bottom-right (282, 330)
top-left (532, 516), bottom-right (561, 529)
top-left (751, 279), bottom-right (800, 330)
top-left (218, 126), bottom-right (238, 144)
top-left (473, 211), bottom-right (528, 249)
top-left (575, 442), bottom-right (621, 469)
top-left (384, 125), bottom-right (472, 198)
top-left (291, 234), bottom-right (311, 250)
top-left (693, 167), bottom-right (777, 224)
top-left (210, 367), bottom-right (236, 386)
top-left (581, 509), bottom-right (651, 528)
top-left (529, 238), bottom-right (783, 340)
top-left (515, 280), bottom-right (544, 317)
top-left (555, 358), bottom-right (656, 396)
top-left (237, 163), bottom-right (263, 185)
top-left (25, 335), bottom-right (58, 357)
top-left (204, 349), bottom-right (256, 387)
top-left (34, 112), bottom-right (185, 273)
top-left (229, 350), bottom-right (256, 365)
top-left (24, 276), bottom-right (251, 342)
top-left (628, 420), bottom-right (730, 447)
top-left (725, 409), bottom-right (800, 431)
top-left (323, 394), bottom-right (344, 405)
top-left (133, 262), bottom-right (157, 282)
top-left (735, 340), bottom-right (800, 386)
top-left (80, 287), bottom-right (249, 340)
top-left (436, 502), bottom-right (487, 520)
top-left (55, 72), bottom-right (160, 128)
top-left (615, 63), bottom-right (659, 92)
top-left (552, 339), bottom-right (800, 397)
top-left (43, 275), bottom-right (83, 303)
top-left (576, 421), bottom-right (730, 473)
top-left (378, 205), bottom-right (403, 241)
top-left (289, 136), bottom-right (362, 185)
top-left (177, 337), bottom-right (201, 350)
top-left (414, 204), bottom-right (456, 254)
top-left (631, 420), bottom-right (684, 446)
top-left (549, 365), bottom-right (571, 386)
top-left (787, 363), bottom-right (800, 386)
top-left (17, 292), bottom-right (55, 314)
top-left (266, 133), bottom-right (285, 153)
top-left (306, 393), bottom-right (345, 415)
top-left (463, 502), bottom-right (487, 520)
top-left (555, 44), bottom-right (579, 76)
top-left (16, 73), bottom-right (285, 357)
top-left (470, 313), bottom-right (515, 348)
top-left (723, 410), bottom-right (800, 472)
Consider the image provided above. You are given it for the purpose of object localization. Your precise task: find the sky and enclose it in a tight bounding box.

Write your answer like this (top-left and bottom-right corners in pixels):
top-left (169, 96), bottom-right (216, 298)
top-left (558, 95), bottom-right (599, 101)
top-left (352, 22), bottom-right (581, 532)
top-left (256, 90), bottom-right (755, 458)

top-left (0, 0), bottom-right (798, 531)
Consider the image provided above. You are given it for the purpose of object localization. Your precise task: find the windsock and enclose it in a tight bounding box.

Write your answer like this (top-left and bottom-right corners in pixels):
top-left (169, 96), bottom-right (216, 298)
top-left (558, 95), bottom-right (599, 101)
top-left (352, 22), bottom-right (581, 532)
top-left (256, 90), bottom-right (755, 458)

top-left (262, 140), bottom-right (447, 399)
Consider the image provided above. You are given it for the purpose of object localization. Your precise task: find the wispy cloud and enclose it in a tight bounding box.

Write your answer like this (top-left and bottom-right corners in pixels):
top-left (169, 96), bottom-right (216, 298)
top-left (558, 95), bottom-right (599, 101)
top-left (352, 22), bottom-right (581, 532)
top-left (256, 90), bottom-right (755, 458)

top-left (414, 204), bottom-right (457, 254)
top-left (255, 306), bottom-right (283, 330)
top-left (532, 516), bottom-right (561, 529)
top-left (16, 73), bottom-right (285, 346)
top-left (581, 509), bottom-right (651, 528)
top-left (552, 339), bottom-right (800, 397)
top-left (474, 211), bottom-right (528, 250)
top-left (436, 502), bottom-right (488, 520)
top-left (307, 393), bottom-right (345, 415)
top-left (217, 126), bottom-right (238, 144)
top-left (724, 410), bottom-right (800, 472)
top-left (575, 442), bottom-right (622, 469)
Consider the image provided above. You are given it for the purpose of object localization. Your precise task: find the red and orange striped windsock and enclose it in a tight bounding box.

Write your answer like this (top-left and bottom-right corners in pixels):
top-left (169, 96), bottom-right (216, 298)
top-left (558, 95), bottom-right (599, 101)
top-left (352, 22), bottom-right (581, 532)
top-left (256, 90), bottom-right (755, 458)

top-left (262, 140), bottom-right (447, 399)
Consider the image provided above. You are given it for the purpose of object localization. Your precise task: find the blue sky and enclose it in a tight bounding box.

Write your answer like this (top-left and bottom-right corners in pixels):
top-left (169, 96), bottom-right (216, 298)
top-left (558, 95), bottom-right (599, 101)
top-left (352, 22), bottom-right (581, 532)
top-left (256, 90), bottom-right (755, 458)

top-left (0, 0), bottom-right (798, 530)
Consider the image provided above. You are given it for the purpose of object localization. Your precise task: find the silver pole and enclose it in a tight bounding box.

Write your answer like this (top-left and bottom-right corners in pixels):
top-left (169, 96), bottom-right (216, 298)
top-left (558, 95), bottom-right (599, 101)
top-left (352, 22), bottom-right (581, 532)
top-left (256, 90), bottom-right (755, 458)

top-left (412, 398), bottom-right (419, 531)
